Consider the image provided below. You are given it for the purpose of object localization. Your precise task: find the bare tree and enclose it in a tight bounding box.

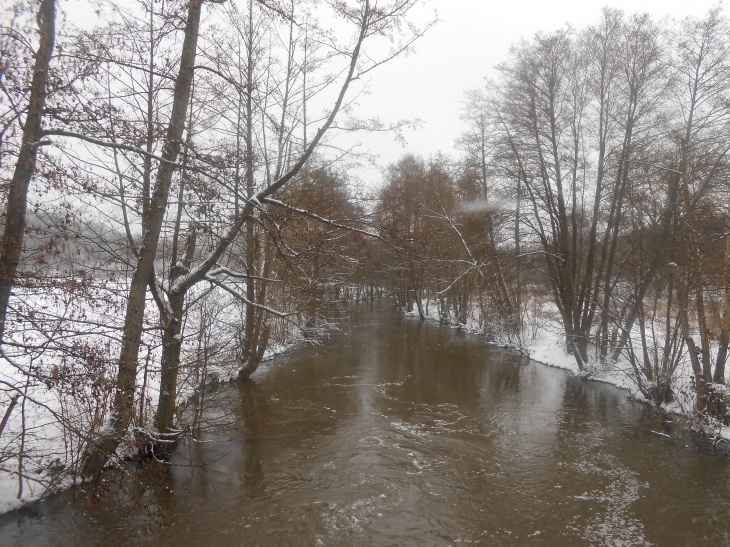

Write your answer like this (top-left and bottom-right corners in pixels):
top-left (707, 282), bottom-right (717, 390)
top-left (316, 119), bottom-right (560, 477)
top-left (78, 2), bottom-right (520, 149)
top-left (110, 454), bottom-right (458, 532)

top-left (81, 0), bottom-right (205, 476)
top-left (0, 0), bottom-right (56, 341)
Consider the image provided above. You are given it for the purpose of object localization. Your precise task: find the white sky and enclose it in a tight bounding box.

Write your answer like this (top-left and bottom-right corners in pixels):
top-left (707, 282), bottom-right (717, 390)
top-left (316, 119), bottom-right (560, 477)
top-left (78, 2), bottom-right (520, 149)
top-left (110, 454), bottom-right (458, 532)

top-left (351, 0), bottom-right (721, 184)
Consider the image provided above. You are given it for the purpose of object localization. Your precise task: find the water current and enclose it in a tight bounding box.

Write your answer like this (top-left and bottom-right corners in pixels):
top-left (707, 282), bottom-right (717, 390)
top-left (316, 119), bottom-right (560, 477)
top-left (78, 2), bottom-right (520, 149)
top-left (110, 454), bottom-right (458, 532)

top-left (1, 303), bottom-right (729, 546)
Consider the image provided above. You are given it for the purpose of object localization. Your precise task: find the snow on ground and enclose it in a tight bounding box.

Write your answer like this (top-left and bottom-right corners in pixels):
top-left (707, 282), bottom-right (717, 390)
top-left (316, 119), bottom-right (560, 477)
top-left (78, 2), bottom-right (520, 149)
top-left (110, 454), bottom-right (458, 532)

top-left (0, 281), bottom-right (307, 514)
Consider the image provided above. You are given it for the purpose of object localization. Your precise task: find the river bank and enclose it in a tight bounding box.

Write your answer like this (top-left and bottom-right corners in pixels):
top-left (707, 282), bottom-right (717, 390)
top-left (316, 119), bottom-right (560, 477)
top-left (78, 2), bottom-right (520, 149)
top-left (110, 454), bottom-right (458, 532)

top-left (401, 297), bottom-right (730, 448)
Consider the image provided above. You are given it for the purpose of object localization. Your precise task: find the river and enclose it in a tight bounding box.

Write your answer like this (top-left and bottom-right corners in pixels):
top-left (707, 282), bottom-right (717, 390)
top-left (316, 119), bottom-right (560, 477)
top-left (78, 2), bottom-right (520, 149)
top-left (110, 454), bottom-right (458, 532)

top-left (1, 303), bottom-right (729, 546)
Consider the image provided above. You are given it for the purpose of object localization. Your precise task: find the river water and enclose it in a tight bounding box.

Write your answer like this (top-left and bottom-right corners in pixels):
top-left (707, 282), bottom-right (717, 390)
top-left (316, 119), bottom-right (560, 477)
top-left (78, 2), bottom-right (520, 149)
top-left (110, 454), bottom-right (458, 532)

top-left (2, 304), bottom-right (730, 546)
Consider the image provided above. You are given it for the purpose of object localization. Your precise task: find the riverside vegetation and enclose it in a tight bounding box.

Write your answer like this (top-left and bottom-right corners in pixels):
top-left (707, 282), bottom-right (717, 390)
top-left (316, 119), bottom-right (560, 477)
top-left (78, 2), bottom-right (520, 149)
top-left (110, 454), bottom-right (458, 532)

top-left (1, 0), bottom-right (729, 510)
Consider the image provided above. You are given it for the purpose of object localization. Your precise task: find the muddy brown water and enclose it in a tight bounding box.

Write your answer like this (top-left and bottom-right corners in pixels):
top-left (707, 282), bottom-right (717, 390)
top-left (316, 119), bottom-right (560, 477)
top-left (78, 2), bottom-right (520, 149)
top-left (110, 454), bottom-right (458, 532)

top-left (1, 303), bottom-right (730, 546)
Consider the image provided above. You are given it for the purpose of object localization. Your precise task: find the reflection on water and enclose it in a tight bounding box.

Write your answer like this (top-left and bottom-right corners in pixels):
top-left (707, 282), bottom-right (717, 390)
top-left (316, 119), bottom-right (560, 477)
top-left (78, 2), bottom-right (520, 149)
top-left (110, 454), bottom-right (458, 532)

top-left (2, 303), bottom-right (730, 546)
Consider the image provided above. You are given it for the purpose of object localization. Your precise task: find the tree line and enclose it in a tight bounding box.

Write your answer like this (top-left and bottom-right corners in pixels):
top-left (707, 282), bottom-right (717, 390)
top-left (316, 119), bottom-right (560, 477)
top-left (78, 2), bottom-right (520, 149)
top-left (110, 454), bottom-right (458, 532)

top-left (375, 7), bottom-right (730, 431)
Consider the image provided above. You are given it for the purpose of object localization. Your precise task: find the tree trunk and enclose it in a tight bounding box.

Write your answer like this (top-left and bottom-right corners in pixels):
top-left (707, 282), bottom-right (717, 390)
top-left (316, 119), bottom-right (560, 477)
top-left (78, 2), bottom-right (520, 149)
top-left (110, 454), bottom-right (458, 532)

top-left (680, 291), bottom-right (707, 412)
top-left (239, 238), bottom-right (272, 381)
top-left (413, 285), bottom-right (426, 320)
top-left (155, 227), bottom-right (196, 434)
top-left (0, 0), bottom-right (55, 342)
top-left (714, 192), bottom-right (730, 384)
top-left (83, 0), bottom-right (203, 478)
top-left (155, 291), bottom-right (184, 434)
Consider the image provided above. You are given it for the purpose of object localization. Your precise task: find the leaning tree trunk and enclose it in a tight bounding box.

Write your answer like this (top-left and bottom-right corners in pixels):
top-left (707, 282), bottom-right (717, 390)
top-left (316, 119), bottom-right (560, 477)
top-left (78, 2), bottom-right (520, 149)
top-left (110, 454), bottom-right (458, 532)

top-left (83, 0), bottom-right (203, 478)
top-left (0, 0), bottom-right (55, 342)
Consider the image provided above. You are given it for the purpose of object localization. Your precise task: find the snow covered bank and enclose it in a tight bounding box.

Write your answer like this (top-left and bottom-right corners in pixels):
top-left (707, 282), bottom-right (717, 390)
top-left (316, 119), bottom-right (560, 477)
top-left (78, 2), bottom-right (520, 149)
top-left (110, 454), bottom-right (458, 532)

top-left (402, 296), bottom-right (730, 445)
top-left (0, 279), bottom-right (314, 514)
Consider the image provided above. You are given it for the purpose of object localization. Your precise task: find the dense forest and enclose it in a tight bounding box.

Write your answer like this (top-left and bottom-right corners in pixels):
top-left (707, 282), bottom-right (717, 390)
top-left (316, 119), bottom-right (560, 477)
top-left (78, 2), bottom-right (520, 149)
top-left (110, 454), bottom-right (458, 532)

top-left (1, 0), bottom-right (730, 504)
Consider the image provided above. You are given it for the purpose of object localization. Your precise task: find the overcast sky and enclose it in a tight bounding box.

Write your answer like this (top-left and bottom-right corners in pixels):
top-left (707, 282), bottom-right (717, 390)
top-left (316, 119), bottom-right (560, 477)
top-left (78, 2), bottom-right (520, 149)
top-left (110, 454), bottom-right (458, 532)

top-left (62, 0), bottom-right (723, 184)
top-left (351, 0), bottom-right (721, 184)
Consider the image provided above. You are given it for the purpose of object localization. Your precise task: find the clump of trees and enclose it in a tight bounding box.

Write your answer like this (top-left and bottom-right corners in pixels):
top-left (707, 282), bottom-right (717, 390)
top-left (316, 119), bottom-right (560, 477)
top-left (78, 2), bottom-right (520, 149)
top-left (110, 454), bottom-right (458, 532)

top-left (374, 154), bottom-right (523, 343)
top-left (0, 0), bottom-right (430, 496)
top-left (375, 7), bottom-right (730, 430)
